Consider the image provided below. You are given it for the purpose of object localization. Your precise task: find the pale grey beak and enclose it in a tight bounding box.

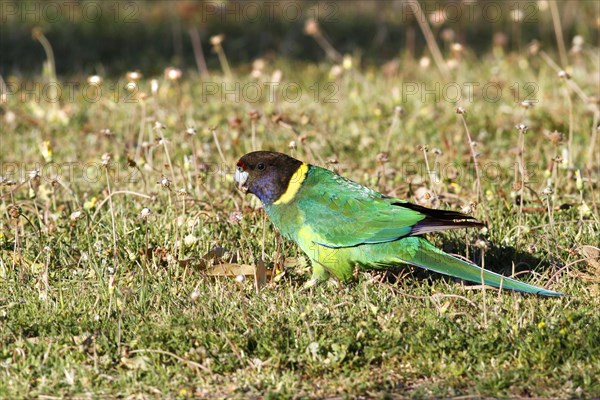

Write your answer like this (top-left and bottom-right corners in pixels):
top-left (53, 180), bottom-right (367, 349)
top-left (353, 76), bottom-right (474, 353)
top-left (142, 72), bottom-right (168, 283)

top-left (234, 167), bottom-right (249, 188)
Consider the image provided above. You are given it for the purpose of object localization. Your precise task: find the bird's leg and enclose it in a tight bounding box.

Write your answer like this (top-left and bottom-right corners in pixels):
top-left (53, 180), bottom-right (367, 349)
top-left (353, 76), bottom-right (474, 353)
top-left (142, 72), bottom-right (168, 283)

top-left (302, 261), bottom-right (330, 289)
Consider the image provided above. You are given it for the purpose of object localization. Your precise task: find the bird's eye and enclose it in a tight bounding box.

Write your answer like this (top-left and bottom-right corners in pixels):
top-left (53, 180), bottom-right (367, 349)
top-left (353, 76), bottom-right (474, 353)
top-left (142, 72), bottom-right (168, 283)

top-left (257, 163), bottom-right (265, 170)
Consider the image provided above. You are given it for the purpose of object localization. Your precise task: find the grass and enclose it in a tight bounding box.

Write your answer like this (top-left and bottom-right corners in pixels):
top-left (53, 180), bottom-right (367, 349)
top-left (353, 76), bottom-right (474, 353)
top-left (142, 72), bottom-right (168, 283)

top-left (1, 28), bottom-right (600, 398)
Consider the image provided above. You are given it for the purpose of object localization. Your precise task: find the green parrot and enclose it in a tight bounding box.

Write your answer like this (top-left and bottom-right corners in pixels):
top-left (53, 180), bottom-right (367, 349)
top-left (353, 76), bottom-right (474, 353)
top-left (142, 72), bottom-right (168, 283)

top-left (234, 151), bottom-right (562, 296)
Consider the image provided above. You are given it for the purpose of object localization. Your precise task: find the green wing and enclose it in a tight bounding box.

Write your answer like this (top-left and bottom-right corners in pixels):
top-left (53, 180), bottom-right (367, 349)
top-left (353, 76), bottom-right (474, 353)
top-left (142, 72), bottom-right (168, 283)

top-left (295, 167), bottom-right (432, 248)
top-left (295, 166), bottom-right (482, 248)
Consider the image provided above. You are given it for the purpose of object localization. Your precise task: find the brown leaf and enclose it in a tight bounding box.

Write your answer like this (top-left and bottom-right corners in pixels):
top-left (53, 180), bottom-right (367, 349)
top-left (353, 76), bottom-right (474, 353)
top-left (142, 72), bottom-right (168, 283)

top-left (582, 245), bottom-right (600, 270)
top-left (198, 246), bottom-right (237, 269)
top-left (206, 263), bottom-right (255, 277)
top-left (254, 258), bottom-right (267, 293)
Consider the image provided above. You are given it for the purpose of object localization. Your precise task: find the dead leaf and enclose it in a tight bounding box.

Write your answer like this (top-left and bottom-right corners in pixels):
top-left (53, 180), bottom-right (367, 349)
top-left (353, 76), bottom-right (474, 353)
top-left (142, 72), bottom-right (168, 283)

top-left (283, 257), bottom-right (308, 269)
top-left (198, 246), bottom-right (237, 268)
top-left (577, 245), bottom-right (600, 283)
top-left (206, 263), bottom-right (255, 277)
top-left (581, 245), bottom-right (600, 269)
top-left (121, 355), bottom-right (150, 370)
top-left (255, 258), bottom-right (267, 292)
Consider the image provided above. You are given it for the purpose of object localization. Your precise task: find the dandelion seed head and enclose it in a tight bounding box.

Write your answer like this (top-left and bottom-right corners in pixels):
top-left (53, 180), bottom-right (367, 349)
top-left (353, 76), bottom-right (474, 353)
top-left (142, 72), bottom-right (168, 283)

top-left (165, 67), bottom-right (182, 81)
top-left (101, 153), bottom-right (112, 167)
top-left (87, 75), bottom-right (102, 85)
top-left (210, 34), bottom-right (225, 46)
top-left (159, 176), bottom-right (171, 189)
top-left (70, 210), bottom-right (83, 221)
top-left (140, 207), bottom-right (151, 219)
top-left (126, 71), bottom-right (143, 81)
top-left (304, 19), bottom-right (319, 36)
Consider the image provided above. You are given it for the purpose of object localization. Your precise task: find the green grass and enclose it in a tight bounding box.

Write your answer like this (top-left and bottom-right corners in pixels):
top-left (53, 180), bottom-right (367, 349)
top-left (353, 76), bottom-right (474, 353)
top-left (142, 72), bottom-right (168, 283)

top-left (1, 39), bottom-right (599, 398)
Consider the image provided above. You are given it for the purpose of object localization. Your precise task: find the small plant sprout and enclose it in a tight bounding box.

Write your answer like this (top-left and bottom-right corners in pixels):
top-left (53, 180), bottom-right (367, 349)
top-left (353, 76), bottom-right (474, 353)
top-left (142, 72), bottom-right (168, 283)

top-left (304, 19), bottom-right (342, 62)
top-left (248, 110), bottom-right (261, 151)
top-left (32, 27), bottom-right (57, 89)
top-left (513, 123), bottom-right (530, 240)
top-left (418, 144), bottom-right (438, 201)
top-left (154, 124), bottom-right (176, 195)
top-left (556, 71), bottom-right (577, 170)
top-left (384, 106), bottom-right (404, 154)
top-left (184, 126), bottom-right (199, 180)
top-left (406, 1), bottom-right (450, 79)
top-left (574, 170), bottom-right (588, 220)
top-left (211, 127), bottom-right (227, 165)
top-left (101, 153), bottom-right (118, 264)
top-left (140, 207), bottom-right (152, 274)
top-left (210, 34), bottom-right (231, 77)
top-left (375, 151), bottom-right (389, 192)
top-left (456, 106), bottom-right (486, 222)
top-left (548, 0), bottom-right (569, 68)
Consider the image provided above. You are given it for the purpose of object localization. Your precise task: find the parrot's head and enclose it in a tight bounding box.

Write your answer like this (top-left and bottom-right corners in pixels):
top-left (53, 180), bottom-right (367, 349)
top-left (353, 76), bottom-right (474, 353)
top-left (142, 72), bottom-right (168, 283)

top-left (235, 151), bottom-right (303, 205)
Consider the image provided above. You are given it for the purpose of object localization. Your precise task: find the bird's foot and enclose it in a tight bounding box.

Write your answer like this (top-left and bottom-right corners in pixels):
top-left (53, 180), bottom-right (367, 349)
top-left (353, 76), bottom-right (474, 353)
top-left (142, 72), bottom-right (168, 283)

top-left (302, 277), bottom-right (323, 290)
top-left (302, 267), bottom-right (330, 291)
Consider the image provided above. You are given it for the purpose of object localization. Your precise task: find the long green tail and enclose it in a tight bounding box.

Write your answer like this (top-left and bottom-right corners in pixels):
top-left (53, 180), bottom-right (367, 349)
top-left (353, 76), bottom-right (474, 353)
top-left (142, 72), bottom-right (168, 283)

top-left (400, 238), bottom-right (564, 297)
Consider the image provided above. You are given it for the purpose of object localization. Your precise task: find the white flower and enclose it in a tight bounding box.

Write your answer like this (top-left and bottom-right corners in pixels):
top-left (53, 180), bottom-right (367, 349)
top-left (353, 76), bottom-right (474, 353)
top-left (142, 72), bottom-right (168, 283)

top-left (70, 210), bottom-right (83, 221)
top-left (140, 207), bottom-right (151, 219)
top-left (87, 75), bottom-right (102, 85)
top-left (184, 234), bottom-right (198, 246)
top-left (159, 177), bottom-right (171, 189)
